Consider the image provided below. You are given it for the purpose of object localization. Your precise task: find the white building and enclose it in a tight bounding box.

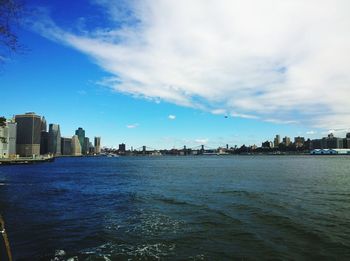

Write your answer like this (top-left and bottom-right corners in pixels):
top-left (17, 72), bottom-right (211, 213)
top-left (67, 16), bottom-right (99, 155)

top-left (0, 120), bottom-right (17, 158)
top-left (310, 149), bottom-right (350, 155)
top-left (0, 125), bottom-right (9, 158)
top-left (7, 121), bottom-right (17, 156)
top-left (71, 135), bottom-right (82, 156)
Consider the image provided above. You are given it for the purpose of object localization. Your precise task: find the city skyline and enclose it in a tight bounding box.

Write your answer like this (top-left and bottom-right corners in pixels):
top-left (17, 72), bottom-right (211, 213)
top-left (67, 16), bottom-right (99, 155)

top-left (1, 0), bottom-right (350, 149)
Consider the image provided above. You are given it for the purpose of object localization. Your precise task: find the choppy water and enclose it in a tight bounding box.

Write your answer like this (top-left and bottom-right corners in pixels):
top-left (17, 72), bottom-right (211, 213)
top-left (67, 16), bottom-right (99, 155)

top-left (0, 156), bottom-right (350, 260)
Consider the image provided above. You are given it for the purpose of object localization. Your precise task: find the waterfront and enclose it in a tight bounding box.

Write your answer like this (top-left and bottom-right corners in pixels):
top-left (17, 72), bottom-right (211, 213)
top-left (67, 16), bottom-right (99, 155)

top-left (1, 156), bottom-right (350, 260)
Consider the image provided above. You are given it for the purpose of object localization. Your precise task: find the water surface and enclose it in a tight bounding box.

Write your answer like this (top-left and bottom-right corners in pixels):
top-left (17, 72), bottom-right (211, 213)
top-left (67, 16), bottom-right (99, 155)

top-left (0, 156), bottom-right (350, 260)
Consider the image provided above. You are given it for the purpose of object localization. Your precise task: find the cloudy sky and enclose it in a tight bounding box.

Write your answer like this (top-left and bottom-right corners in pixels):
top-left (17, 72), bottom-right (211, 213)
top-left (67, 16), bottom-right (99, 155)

top-left (1, 0), bottom-right (349, 148)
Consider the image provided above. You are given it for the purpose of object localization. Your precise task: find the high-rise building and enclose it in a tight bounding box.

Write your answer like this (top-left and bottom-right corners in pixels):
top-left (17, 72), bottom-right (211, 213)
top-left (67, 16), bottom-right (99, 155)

top-left (6, 120), bottom-right (17, 157)
top-left (88, 142), bottom-right (95, 154)
top-left (119, 143), bottom-right (126, 153)
top-left (48, 124), bottom-right (61, 156)
top-left (61, 137), bottom-right (72, 155)
top-left (283, 136), bottom-right (291, 146)
top-left (274, 135), bottom-right (280, 148)
top-left (71, 135), bottom-right (82, 156)
top-left (75, 127), bottom-right (85, 153)
top-left (40, 131), bottom-right (49, 155)
top-left (83, 137), bottom-right (90, 155)
top-left (0, 123), bottom-right (9, 158)
top-left (41, 116), bottom-right (47, 132)
top-left (94, 137), bottom-right (101, 154)
top-left (15, 112), bottom-right (42, 157)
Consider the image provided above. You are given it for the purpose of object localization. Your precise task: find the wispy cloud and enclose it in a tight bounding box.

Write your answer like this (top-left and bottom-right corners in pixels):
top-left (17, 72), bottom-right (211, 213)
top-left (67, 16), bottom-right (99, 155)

top-left (126, 123), bottom-right (139, 129)
top-left (168, 115), bottom-right (176, 120)
top-left (32, 0), bottom-right (350, 128)
top-left (195, 138), bottom-right (209, 144)
top-left (306, 130), bottom-right (316, 135)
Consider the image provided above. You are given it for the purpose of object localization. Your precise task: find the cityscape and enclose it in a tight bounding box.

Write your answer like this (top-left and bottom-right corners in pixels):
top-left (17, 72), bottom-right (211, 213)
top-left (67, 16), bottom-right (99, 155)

top-left (0, 112), bottom-right (101, 162)
top-left (1, 0), bottom-right (350, 260)
top-left (1, 112), bottom-right (350, 161)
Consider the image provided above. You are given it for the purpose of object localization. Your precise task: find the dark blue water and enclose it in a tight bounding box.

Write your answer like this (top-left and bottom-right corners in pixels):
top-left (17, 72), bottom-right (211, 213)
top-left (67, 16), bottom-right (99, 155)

top-left (0, 156), bottom-right (350, 260)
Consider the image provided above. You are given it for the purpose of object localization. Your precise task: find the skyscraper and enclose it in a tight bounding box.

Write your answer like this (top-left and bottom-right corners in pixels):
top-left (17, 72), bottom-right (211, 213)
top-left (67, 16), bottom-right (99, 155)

top-left (61, 137), bottom-right (72, 155)
top-left (94, 137), bottom-right (101, 154)
top-left (0, 123), bottom-right (9, 158)
top-left (283, 136), bottom-right (291, 146)
top-left (75, 127), bottom-right (86, 154)
top-left (274, 135), bottom-right (280, 148)
top-left (83, 137), bottom-right (90, 155)
top-left (6, 120), bottom-right (17, 157)
top-left (40, 131), bottom-right (49, 155)
top-left (71, 135), bottom-right (82, 156)
top-left (48, 124), bottom-right (61, 156)
top-left (41, 116), bottom-right (47, 132)
top-left (15, 112), bottom-right (42, 157)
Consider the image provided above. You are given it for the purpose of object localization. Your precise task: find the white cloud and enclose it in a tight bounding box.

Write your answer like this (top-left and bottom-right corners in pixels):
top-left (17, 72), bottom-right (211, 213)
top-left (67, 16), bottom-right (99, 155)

top-left (195, 138), bottom-right (209, 144)
top-left (127, 123), bottom-right (139, 129)
top-left (33, 0), bottom-right (350, 128)
top-left (168, 114), bottom-right (176, 120)
top-left (306, 130), bottom-right (316, 135)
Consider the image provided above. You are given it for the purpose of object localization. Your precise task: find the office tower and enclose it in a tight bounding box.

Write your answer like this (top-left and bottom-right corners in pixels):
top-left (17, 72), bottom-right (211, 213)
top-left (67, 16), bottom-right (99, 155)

top-left (40, 131), bottom-right (49, 155)
top-left (283, 136), bottom-right (291, 146)
top-left (273, 135), bottom-right (280, 148)
top-left (41, 116), bottom-right (47, 132)
top-left (15, 112), bottom-right (42, 157)
top-left (75, 127), bottom-right (85, 152)
top-left (88, 142), bottom-right (95, 154)
top-left (4, 120), bottom-right (17, 157)
top-left (61, 137), bottom-right (72, 155)
top-left (48, 124), bottom-right (61, 156)
top-left (0, 123), bottom-right (9, 158)
top-left (119, 143), bottom-right (126, 153)
top-left (83, 137), bottom-right (90, 155)
top-left (71, 135), bottom-right (82, 156)
top-left (94, 137), bottom-right (101, 154)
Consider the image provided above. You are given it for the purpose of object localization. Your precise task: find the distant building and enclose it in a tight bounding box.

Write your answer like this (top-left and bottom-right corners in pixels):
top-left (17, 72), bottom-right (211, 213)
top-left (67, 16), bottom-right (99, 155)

top-left (88, 142), bottom-right (95, 154)
top-left (119, 143), bottom-right (126, 153)
top-left (311, 133), bottom-right (344, 149)
top-left (75, 127), bottom-right (86, 154)
top-left (40, 131), bottom-right (49, 155)
top-left (310, 139), bottom-right (322, 150)
top-left (94, 137), bottom-right (101, 154)
top-left (48, 124), bottom-right (61, 155)
top-left (274, 135), bottom-right (280, 148)
top-left (41, 116), bottom-right (47, 132)
top-left (83, 137), bottom-right (90, 155)
top-left (262, 141), bottom-right (273, 148)
top-left (311, 149), bottom-right (350, 155)
top-left (7, 120), bottom-right (17, 156)
top-left (283, 136), bottom-right (291, 146)
top-left (71, 135), bottom-right (82, 156)
top-left (344, 133), bottom-right (350, 149)
top-left (61, 137), bottom-right (72, 155)
top-left (0, 123), bottom-right (9, 158)
top-left (15, 112), bottom-right (42, 157)
top-left (294, 136), bottom-right (305, 148)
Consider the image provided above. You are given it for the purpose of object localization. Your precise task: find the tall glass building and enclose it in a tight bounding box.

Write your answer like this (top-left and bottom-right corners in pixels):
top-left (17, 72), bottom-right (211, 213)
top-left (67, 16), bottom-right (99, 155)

top-left (94, 137), bottom-right (101, 154)
top-left (15, 112), bottom-right (42, 157)
top-left (75, 127), bottom-right (86, 154)
top-left (48, 124), bottom-right (61, 156)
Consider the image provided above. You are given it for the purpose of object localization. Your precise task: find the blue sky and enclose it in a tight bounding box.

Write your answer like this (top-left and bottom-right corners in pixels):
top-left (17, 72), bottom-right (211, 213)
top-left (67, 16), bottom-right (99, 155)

top-left (1, 0), bottom-right (349, 149)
